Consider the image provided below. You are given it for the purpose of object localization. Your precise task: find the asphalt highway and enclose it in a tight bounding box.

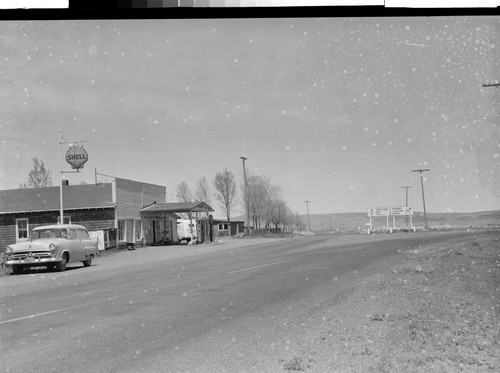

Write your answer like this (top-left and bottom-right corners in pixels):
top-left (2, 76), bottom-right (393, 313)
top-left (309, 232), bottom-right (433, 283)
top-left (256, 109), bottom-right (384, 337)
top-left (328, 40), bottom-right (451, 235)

top-left (0, 231), bottom-right (480, 372)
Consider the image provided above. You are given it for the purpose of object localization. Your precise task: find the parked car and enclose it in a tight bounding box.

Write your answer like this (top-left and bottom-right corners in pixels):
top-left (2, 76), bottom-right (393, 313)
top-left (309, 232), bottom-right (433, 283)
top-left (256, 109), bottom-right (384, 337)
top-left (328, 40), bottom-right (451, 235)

top-left (3, 224), bottom-right (98, 274)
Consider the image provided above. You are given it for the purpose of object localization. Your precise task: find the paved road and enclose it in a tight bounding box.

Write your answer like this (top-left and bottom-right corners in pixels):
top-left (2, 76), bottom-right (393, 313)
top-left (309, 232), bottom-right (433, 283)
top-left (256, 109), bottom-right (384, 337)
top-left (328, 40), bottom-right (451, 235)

top-left (0, 231), bottom-right (482, 372)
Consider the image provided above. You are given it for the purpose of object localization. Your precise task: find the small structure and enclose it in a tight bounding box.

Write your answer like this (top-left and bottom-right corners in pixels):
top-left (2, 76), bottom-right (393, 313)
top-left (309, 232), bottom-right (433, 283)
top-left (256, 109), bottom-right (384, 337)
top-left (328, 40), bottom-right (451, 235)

top-left (212, 219), bottom-right (245, 237)
top-left (140, 201), bottom-right (214, 245)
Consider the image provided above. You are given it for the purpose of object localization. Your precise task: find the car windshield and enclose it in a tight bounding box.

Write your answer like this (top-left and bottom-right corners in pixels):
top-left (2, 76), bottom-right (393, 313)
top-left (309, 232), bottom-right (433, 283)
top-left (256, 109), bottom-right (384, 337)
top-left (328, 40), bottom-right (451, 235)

top-left (31, 228), bottom-right (68, 240)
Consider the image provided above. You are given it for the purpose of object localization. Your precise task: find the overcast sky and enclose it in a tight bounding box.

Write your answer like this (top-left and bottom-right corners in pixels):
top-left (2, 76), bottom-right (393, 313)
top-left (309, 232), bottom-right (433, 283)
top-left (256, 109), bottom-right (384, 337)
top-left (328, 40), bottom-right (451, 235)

top-left (1, 16), bottom-right (499, 215)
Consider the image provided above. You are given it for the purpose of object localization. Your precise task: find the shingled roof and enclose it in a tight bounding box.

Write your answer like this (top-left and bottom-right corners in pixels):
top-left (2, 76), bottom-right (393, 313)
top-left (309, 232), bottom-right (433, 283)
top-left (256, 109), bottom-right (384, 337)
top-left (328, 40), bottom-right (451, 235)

top-left (0, 184), bottom-right (115, 214)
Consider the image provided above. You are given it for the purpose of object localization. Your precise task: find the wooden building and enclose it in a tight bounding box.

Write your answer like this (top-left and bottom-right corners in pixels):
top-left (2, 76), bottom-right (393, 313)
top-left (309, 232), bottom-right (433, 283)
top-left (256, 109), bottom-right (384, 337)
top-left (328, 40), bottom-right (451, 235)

top-left (212, 219), bottom-right (245, 237)
top-left (0, 178), bottom-right (165, 251)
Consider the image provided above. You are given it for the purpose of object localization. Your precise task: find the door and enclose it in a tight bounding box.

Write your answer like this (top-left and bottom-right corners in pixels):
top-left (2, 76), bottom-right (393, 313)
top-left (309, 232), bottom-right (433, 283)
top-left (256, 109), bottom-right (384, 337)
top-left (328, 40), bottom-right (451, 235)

top-left (76, 228), bottom-right (97, 260)
top-left (66, 228), bottom-right (85, 262)
top-left (126, 219), bottom-right (134, 243)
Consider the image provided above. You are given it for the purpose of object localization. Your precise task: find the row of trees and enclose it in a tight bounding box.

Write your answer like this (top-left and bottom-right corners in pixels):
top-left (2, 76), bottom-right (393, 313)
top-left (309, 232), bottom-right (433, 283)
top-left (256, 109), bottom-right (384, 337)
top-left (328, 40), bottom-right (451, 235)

top-left (18, 157), bottom-right (306, 233)
top-left (176, 169), bottom-right (306, 233)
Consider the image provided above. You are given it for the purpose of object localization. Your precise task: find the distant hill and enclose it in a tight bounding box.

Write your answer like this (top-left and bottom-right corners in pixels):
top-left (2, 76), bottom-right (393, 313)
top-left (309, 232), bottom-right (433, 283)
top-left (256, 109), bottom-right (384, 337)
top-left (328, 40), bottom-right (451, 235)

top-left (235, 210), bottom-right (500, 233)
top-left (302, 210), bottom-right (500, 233)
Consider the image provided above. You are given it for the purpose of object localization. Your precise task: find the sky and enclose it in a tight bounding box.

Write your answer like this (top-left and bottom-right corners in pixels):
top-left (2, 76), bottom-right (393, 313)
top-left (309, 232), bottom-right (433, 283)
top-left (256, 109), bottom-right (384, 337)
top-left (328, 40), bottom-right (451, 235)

top-left (1, 15), bottom-right (500, 216)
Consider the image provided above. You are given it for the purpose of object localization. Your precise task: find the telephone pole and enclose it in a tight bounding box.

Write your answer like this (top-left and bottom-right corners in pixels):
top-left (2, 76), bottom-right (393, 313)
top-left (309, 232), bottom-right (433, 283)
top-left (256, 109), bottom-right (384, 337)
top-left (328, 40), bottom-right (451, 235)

top-left (304, 200), bottom-right (311, 232)
top-left (401, 186), bottom-right (412, 228)
top-left (240, 156), bottom-right (250, 235)
top-left (482, 82), bottom-right (500, 88)
top-left (412, 169), bottom-right (430, 231)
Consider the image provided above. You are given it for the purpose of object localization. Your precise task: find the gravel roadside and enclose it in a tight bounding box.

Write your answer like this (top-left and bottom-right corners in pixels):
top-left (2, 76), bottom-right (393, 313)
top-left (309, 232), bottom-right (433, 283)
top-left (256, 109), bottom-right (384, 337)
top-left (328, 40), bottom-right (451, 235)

top-left (275, 231), bottom-right (500, 372)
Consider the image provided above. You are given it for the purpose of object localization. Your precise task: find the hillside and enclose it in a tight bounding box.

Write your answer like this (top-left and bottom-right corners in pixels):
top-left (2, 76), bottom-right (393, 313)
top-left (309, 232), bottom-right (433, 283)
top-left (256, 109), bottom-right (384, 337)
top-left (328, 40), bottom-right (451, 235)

top-left (302, 210), bottom-right (500, 233)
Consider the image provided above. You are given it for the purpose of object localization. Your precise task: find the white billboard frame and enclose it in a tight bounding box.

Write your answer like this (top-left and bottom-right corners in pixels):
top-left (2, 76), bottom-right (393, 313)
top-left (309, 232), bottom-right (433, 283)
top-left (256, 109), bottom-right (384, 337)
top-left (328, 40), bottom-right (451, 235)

top-left (367, 206), bottom-right (414, 233)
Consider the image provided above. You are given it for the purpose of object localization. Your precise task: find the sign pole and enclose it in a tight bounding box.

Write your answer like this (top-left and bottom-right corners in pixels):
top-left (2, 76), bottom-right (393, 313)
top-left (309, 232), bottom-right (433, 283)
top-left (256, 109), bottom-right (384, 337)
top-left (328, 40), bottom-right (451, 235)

top-left (58, 130), bottom-right (88, 224)
top-left (59, 130), bottom-right (64, 224)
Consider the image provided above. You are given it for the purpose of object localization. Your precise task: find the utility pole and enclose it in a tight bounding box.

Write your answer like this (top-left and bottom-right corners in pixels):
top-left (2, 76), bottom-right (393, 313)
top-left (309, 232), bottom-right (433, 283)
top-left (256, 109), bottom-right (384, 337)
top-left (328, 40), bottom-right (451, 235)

top-left (412, 169), bottom-right (430, 231)
top-left (240, 156), bottom-right (250, 235)
top-left (482, 82), bottom-right (500, 88)
top-left (304, 200), bottom-right (311, 232)
top-left (401, 186), bottom-right (412, 229)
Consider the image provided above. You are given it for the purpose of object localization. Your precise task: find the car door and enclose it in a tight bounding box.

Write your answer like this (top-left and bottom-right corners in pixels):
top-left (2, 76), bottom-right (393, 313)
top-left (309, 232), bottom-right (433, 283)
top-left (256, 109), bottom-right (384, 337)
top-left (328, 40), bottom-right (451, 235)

top-left (67, 228), bottom-right (85, 262)
top-left (77, 228), bottom-right (96, 259)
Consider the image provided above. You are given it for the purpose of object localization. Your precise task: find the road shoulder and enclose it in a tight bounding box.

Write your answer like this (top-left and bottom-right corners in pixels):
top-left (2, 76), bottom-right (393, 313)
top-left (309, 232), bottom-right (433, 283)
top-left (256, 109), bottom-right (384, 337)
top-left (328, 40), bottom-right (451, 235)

top-left (278, 231), bottom-right (500, 372)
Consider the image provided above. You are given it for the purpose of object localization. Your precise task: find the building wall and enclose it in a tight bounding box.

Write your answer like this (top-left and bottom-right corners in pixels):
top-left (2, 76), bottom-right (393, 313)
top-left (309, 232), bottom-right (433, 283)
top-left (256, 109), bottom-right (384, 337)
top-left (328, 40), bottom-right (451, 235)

top-left (0, 208), bottom-right (115, 251)
top-left (213, 221), bottom-right (245, 237)
top-left (115, 178), bottom-right (166, 220)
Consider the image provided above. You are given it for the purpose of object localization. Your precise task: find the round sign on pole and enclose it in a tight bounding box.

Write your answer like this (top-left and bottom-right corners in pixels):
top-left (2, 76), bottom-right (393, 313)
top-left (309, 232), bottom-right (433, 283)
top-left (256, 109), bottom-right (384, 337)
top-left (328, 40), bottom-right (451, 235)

top-left (65, 145), bottom-right (88, 170)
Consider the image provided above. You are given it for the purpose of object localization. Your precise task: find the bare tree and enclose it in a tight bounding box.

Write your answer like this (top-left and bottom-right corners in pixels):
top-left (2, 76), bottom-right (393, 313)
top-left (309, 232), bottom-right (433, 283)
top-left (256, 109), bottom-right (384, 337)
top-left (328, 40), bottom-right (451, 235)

top-left (269, 198), bottom-right (288, 231)
top-left (213, 169), bottom-right (238, 224)
top-left (246, 173), bottom-right (269, 231)
top-left (176, 181), bottom-right (193, 203)
top-left (262, 183), bottom-right (282, 230)
top-left (19, 157), bottom-right (53, 188)
top-left (246, 173), bottom-right (287, 231)
top-left (195, 176), bottom-right (212, 206)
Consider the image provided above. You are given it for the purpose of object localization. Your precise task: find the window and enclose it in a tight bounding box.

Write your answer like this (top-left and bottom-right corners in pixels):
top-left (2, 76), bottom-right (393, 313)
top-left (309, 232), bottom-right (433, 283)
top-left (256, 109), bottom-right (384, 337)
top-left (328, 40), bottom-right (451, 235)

top-left (118, 220), bottom-right (125, 241)
top-left (57, 215), bottom-right (71, 224)
top-left (77, 229), bottom-right (90, 240)
top-left (218, 223), bottom-right (229, 230)
top-left (135, 220), bottom-right (142, 240)
top-left (15, 218), bottom-right (29, 241)
top-left (126, 219), bottom-right (134, 242)
top-left (68, 229), bottom-right (78, 240)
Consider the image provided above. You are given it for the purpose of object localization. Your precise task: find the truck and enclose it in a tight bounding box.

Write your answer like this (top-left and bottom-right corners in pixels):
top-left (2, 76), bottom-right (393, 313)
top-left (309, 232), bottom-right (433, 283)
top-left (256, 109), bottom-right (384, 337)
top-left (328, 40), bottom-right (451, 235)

top-left (176, 219), bottom-right (197, 243)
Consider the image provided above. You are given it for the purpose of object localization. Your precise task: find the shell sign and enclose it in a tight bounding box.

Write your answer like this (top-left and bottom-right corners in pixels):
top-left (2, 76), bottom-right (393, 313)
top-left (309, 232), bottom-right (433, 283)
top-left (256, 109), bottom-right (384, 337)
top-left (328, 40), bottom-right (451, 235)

top-left (65, 145), bottom-right (88, 170)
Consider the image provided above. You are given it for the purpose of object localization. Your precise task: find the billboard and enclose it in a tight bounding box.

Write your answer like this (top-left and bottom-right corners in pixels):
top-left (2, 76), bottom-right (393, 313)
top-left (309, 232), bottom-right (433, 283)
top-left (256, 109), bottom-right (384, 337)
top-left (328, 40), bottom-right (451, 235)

top-left (368, 206), bottom-right (413, 217)
top-left (367, 207), bottom-right (390, 217)
top-left (390, 206), bottom-right (413, 216)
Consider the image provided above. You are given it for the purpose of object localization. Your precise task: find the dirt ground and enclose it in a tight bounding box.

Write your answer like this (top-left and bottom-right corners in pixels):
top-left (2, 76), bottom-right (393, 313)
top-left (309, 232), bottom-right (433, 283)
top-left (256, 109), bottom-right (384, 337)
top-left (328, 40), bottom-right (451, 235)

top-left (277, 231), bottom-right (500, 372)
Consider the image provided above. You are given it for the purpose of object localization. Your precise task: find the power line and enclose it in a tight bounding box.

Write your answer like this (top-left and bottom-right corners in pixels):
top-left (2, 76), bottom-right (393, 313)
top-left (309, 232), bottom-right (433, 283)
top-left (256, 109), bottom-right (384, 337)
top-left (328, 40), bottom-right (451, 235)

top-left (482, 82), bottom-right (500, 88)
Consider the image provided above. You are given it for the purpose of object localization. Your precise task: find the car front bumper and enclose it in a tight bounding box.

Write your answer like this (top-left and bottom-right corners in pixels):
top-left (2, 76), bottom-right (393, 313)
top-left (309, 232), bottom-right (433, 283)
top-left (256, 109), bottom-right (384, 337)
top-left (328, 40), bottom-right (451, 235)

top-left (5, 254), bottom-right (61, 267)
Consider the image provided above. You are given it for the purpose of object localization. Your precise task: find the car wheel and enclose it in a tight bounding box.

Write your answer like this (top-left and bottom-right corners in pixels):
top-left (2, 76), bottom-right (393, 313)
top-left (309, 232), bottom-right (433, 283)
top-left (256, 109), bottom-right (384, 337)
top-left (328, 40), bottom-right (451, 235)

top-left (82, 255), bottom-right (92, 267)
top-left (11, 265), bottom-right (23, 275)
top-left (56, 254), bottom-right (68, 272)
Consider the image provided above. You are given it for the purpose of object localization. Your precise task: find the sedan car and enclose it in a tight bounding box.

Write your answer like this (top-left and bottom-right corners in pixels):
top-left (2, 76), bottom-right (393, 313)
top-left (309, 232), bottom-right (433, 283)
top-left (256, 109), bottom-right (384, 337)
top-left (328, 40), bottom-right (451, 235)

top-left (3, 224), bottom-right (98, 274)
